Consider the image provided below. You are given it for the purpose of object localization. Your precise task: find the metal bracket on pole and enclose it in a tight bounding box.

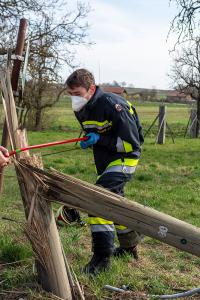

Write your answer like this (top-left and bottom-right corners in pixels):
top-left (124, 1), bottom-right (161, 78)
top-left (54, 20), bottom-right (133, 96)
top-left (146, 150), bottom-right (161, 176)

top-left (11, 54), bottom-right (24, 61)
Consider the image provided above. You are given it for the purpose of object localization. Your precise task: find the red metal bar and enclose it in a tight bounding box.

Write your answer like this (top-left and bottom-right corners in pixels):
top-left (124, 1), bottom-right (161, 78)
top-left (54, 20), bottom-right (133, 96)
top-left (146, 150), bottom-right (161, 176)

top-left (9, 137), bottom-right (88, 157)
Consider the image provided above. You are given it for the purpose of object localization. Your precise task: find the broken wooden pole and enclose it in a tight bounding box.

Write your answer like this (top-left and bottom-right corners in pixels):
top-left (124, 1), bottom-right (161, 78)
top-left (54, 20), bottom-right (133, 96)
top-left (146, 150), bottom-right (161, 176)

top-left (16, 151), bottom-right (72, 299)
top-left (22, 166), bottom-right (200, 258)
top-left (0, 18), bottom-right (28, 193)
top-left (1, 70), bottom-right (72, 300)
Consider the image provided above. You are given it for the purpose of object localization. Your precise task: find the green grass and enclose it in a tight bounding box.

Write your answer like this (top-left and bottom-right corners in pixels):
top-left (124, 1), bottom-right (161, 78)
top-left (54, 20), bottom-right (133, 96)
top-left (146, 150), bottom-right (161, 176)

top-left (0, 236), bottom-right (32, 263)
top-left (0, 100), bottom-right (200, 299)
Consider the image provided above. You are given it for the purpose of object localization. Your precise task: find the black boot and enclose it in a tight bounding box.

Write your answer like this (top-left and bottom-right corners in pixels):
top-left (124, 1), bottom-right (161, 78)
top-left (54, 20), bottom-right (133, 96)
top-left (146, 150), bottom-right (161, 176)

top-left (113, 246), bottom-right (138, 260)
top-left (83, 254), bottom-right (111, 275)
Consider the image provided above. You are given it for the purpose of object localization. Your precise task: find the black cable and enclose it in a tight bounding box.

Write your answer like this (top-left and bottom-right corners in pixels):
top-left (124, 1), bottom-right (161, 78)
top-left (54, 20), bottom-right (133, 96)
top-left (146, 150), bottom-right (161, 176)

top-left (41, 147), bottom-right (81, 157)
top-left (41, 131), bottom-right (84, 157)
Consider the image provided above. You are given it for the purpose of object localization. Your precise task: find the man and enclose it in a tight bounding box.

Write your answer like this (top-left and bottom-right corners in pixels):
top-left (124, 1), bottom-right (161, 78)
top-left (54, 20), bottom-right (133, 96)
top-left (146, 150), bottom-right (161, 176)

top-left (62, 68), bottom-right (144, 275)
top-left (0, 146), bottom-right (9, 167)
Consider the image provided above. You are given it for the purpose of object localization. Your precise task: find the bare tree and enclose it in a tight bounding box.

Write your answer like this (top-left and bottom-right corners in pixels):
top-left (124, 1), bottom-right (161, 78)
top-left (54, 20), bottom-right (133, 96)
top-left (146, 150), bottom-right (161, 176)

top-left (0, 0), bottom-right (40, 20)
top-left (101, 81), bottom-right (121, 87)
top-left (0, 1), bottom-right (91, 130)
top-left (20, 2), bottom-right (90, 130)
top-left (148, 87), bottom-right (158, 102)
top-left (0, 0), bottom-right (41, 54)
top-left (169, 0), bottom-right (200, 44)
top-left (120, 81), bottom-right (127, 87)
top-left (170, 37), bottom-right (200, 137)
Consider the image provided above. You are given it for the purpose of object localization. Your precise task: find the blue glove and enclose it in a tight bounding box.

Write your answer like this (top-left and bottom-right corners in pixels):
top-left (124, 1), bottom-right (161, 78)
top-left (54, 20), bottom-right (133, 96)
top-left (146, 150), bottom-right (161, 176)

top-left (80, 133), bottom-right (100, 149)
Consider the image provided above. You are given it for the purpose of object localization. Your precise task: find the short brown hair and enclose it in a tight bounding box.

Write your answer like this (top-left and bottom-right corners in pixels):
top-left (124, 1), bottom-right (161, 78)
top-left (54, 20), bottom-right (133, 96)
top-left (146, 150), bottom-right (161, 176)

top-left (65, 68), bottom-right (95, 90)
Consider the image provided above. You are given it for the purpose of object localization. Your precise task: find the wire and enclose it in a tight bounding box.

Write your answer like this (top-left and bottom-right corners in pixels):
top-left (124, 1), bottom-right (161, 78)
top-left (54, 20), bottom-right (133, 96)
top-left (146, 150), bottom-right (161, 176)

top-left (152, 287), bottom-right (200, 299)
top-left (104, 285), bottom-right (200, 299)
top-left (41, 147), bottom-right (81, 157)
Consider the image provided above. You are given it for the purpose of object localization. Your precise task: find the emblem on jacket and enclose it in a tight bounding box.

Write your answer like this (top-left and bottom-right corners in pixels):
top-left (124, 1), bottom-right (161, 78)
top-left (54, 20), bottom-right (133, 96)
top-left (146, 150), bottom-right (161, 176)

top-left (115, 104), bottom-right (122, 111)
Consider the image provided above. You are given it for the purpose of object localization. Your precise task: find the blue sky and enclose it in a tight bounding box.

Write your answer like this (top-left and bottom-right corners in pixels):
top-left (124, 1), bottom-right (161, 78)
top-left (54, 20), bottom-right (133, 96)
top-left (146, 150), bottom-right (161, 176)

top-left (70, 0), bottom-right (179, 89)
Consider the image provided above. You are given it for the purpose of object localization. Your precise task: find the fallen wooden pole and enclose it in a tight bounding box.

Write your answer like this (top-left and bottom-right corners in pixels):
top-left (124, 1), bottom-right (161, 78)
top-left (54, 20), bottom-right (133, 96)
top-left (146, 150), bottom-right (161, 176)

top-left (19, 165), bottom-right (200, 258)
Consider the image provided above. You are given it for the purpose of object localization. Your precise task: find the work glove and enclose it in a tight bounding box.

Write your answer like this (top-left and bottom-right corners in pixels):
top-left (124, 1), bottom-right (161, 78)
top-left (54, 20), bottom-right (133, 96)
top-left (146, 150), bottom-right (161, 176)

top-left (80, 132), bottom-right (100, 149)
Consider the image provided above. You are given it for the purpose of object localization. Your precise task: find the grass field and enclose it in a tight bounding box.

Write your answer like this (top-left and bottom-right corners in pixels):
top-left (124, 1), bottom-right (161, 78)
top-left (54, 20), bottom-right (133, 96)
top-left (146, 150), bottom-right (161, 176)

top-left (0, 99), bottom-right (200, 299)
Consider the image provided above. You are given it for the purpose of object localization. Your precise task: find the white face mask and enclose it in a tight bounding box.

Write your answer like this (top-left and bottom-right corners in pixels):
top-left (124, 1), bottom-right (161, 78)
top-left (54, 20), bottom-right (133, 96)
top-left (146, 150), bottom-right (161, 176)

top-left (71, 96), bottom-right (88, 112)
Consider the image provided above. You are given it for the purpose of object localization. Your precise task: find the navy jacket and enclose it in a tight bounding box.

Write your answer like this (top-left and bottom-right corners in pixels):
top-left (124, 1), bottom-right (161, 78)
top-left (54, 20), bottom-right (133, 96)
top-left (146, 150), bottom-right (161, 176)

top-left (75, 86), bottom-right (144, 175)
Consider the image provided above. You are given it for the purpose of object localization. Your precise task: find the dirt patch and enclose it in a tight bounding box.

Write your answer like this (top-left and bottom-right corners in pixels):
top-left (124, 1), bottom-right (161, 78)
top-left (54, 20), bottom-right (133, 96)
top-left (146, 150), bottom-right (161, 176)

top-left (112, 291), bottom-right (148, 299)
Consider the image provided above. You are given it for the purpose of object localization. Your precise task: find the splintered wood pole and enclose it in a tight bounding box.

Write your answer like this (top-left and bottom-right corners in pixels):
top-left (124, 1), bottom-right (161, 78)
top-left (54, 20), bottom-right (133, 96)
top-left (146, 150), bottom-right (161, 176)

top-left (157, 105), bottom-right (166, 144)
top-left (0, 18), bottom-right (28, 193)
top-left (0, 71), bottom-right (72, 300)
top-left (21, 167), bottom-right (200, 258)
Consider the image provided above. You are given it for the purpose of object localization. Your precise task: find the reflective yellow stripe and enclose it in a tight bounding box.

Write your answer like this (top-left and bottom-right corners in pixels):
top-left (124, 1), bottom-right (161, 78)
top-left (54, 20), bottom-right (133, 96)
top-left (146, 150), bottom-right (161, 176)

top-left (82, 120), bottom-right (112, 126)
top-left (94, 165), bottom-right (98, 174)
top-left (107, 158), bottom-right (139, 168)
top-left (127, 101), bottom-right (133, 114)
top-left (87, 217), bottom-right (114, 225)
top-left (115, 225), bottom-right (127, 230)
top-left (123, 141), bottom-right (133, 153)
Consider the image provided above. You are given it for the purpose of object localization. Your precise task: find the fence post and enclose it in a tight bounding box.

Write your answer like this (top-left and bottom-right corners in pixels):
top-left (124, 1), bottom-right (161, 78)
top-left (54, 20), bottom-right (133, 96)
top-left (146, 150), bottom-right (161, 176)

top-left (157, 105), bottom-right (166, 144)
top-left (190, 109), bottom-right (197, 138)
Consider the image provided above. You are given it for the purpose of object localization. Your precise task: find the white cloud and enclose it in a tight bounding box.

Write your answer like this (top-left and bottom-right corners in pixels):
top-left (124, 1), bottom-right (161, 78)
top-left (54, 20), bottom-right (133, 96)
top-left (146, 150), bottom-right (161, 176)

top-left (66, 0), bottom-right (178, 89)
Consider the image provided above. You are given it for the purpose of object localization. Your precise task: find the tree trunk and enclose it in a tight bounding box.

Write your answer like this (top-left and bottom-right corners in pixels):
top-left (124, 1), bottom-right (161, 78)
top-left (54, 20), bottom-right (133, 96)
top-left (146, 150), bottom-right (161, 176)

top-left (35, 109), bottom-right (42, 131)
top-left (22, 107), bottom-right (30, 128)
top-left (196, 99), bottom-right (200, 137)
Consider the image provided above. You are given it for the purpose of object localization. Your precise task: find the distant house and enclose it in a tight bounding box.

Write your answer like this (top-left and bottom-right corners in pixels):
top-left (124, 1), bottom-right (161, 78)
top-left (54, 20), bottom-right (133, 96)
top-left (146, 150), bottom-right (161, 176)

top-left (125, 87), bottom-right (194, 104)
top-left (125, 87), bottom-right (165, 101)
top-left (100, 85), bottom-right (194, 104)
top-left (101, 86), bottom-right (127, 97)
top-left (166, 90), bottom-right (193, 103)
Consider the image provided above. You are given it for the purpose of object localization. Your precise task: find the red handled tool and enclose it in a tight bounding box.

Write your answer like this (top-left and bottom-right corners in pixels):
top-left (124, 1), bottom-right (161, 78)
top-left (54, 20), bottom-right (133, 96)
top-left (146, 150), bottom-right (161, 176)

top-left (8, 137), bottom-right (88, 157)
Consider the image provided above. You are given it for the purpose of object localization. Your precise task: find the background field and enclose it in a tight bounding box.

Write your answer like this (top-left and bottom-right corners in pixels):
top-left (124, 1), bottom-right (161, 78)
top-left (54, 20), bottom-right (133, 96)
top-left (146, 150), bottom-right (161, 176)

top-left (0, 99), bottom-right (200, 299)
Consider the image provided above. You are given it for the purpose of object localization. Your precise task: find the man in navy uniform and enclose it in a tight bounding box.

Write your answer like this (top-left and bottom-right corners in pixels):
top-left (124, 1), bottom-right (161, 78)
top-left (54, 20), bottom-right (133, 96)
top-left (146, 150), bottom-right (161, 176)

top-left (60, 68), bottom-right (144, 275)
